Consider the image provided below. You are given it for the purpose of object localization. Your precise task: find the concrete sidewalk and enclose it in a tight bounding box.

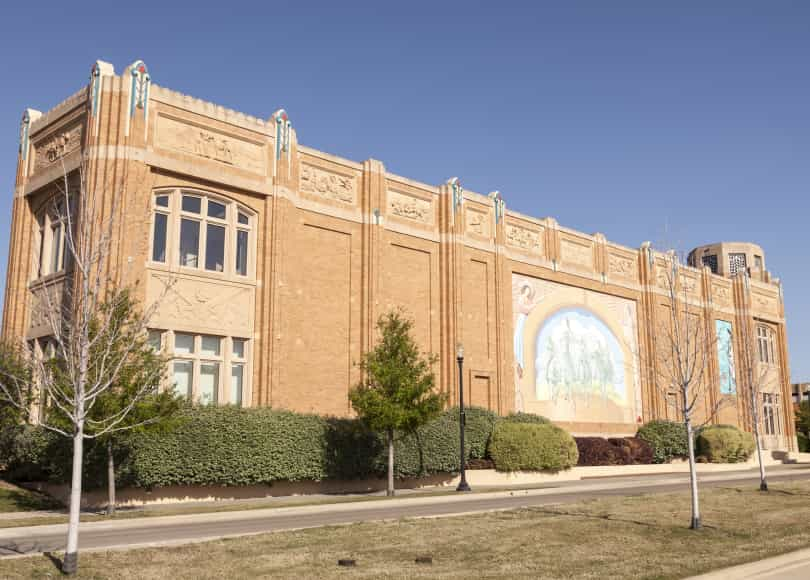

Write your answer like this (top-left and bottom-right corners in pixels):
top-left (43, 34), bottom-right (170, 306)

top-left (689, 548), bottom-right (810, 580)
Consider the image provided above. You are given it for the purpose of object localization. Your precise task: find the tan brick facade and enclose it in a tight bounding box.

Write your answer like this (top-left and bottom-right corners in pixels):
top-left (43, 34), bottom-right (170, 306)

top-left (2, 60), bottom-right (796, 449)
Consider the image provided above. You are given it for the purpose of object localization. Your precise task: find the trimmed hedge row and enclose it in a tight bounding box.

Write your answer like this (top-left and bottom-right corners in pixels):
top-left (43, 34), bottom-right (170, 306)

top-left (696, 425), bottom-right (755, 463)
top-left (1, 406), bottom-right (502, 488)
top-left (574, 437), bottom-right (653, 466)
top-left (489, 422), bottom-right (578, 472)
top-left (636, 420), bottom-right (689, 464)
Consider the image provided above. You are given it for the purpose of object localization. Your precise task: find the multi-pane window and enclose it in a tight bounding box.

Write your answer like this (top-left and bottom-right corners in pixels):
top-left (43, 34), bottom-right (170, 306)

top-left (155, 331), bottom-right (248, 406)
top-left (762, 393), bottom-right (782, 436)
top-left (701, 254), bottom-right (718, 274)
top-left (728, 253), bottom-right (747, 276)
top-left (33, 200), bottom-right (69, 280)
top-left (150, 190), bottom-right (253, 278)
top-left (757, 324), bottom-right (777, 365)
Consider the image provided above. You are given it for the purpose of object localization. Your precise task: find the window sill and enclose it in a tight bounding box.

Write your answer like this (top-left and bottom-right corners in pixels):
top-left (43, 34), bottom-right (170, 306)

top-left (146, 261), bottom-right (256, 286)
top-left (28, 270), bottom-right (69, 290)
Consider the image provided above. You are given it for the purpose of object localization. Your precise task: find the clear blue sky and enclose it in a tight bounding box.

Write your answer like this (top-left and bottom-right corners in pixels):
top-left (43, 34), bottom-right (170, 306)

top-left (0, 1), bottom-right (807, 379)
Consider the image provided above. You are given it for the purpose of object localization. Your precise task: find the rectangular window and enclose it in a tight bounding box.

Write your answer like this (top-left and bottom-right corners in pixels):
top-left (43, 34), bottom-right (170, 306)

top-left (207, 200), bottom-right (226, 219)
top-left (37, 226), bottom-right (45, 278)
top-left (201, 335), bottom-right (221, 357)
top-left (174, 333), bottom-right (195, 354)
top-left (232, 338), bottom-right (246, 359)
top-left (50, 222), bottom-right (63, 273)
top-left (172, 360), bottom-right (193, 399)
top-left (155, 195), bottom-right (170, 208)
top-left (199, 362), bottom-right (219, 405)
top-left (148, 330), bottom-right (163, 351)
top-left (230, 364), bottom-right (244, 406)
top-left (152, 213), bottom-right (168, 263)
top-left (236, 230), bottom-right (248, 276)
top-left (179, 218), bottom-right (200, 267)
top-left (237, 212), bottom-right (249, 225)
top-left (205, 224), bottom-right (226, 272)
top-left (182, 195), bottom-right (201, 214)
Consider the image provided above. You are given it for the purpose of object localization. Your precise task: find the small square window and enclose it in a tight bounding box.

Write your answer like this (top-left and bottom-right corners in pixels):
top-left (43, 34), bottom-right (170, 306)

top-left (233, 339), bottom-right (246, 359)
top-left (207, 201), bottom-right (226, 220)
top-left (201, 335), bottom-right (221, 357)
top-left (182, 195), bottom-right (202, 214)
top-left (148, 330), bottom-right (163, 351)
top-left (237, 212), bottom-right (250, 225)
top-left (174, 333), bottom-right (195, 354)
top-left (155, 195), bottom-right (170, 208)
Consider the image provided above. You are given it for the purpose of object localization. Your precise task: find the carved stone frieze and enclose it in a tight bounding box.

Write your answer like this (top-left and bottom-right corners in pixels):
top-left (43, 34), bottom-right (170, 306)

top-left (560, 238), bottom-right (593, 269)
top-left (506, 224), bottom-right (542, 252)
top-left (680, 274), bottom-right (698, 294)
top-left (301, 164), bottom-right (357, 204)
top-left (34, 124), bottom-right (82, 173)
top-left (608, 253), bottom-right (636, 278)
top-left (387, 190), bottom-right (431, 223)
top-left (465, 208), bottom-right (490, 237)
top-left (149, 274), bottom-right (254, 336)
top-left (155, 115), bottom-right (265, 174)
top-left (752, 291), bottom-right (778, 316)
top-left (712, 284), bottom-right (732, 307)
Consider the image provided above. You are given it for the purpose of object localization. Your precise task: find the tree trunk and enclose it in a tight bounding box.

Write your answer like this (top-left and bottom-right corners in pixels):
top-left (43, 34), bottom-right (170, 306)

top-left (387, 429), bottom-right (395, 497)
top-left (106, 440), bottom-right (116, 515)
top-left (751, 399), bottom-right (768, 491)
top-left (685, 418), bottom-right (701, 530)
top-left (63, 423), bottom-right (84, 575)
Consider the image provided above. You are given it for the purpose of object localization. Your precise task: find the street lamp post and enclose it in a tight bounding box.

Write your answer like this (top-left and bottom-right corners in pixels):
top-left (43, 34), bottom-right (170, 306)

top-left (456, 343), bottom-right (471, 492)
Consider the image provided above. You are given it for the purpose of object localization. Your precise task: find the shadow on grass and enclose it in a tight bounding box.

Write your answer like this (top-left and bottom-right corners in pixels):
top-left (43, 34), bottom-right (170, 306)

top-left (0, 488), bottom-right (63, 512)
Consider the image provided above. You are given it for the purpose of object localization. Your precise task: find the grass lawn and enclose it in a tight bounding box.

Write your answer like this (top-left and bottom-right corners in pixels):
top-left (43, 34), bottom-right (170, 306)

top-left (4, 480), bottom-right (810, 579)
top-left (0, 483), bottom-right (62, 513)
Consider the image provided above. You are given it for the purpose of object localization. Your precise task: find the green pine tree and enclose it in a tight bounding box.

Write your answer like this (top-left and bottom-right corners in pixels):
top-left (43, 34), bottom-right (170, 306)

top-left (349, 310), bottom-right (446, 496)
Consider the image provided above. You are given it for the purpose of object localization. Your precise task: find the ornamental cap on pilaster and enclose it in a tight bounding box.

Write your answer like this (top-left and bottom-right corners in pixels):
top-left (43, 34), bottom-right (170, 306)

top-left (19, 108), bottom-right (42, 164)
top-left (89, 60), bottom-right (115, 118)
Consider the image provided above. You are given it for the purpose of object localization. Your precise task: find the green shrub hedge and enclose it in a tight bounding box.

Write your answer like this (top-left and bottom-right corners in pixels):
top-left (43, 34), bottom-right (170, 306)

top-left (636, 420), bottom-right (689, 464)
top-left (696, 425), bottom-right (755, 463)
top-left (489, 422), bottom-right (578, 472)
top-left (1, 406), bottom-right (501, 488)
top-left (501, 412), bottom-right (550, 425)
top-left (798, 432), bottom-right (810, 453)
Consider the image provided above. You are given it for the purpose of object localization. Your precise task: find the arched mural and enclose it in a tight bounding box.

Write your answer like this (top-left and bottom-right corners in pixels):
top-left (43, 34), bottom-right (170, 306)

top-left (512, 273), bottom-right (641, 431)
top-left (535, 308), bottom-right (626, 406)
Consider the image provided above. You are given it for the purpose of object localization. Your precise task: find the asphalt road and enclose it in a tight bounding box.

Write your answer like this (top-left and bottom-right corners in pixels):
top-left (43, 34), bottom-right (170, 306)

top-left (2, 466), bottom-right (810, 557)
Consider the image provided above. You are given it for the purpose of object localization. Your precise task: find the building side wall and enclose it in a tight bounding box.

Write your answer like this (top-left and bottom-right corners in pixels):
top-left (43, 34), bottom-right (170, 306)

top-left (1, 70), bottom-right (796, 448)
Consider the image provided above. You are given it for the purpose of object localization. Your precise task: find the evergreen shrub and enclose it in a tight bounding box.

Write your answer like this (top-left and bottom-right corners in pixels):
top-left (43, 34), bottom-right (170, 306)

top-left (489, 422), bottom-right (578, 472)
top-left (636, 420), bottom-right (689, 464)
top-left (696, 424), bottom-right (755, 463)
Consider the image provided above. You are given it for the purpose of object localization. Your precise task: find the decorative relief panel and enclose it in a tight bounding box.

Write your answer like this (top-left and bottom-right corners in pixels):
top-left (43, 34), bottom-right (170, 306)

top-left (560, 238), bottom-right (593, 269)
top-left (28, 283), bottom-right (65, 331)
top-left (155, 115), bottom-right (265, 174)
top-left (712, 284), bottom-right (732, 307)
top-left (506, 223), bottom-right (543, 252)
top-left (301, 164), bottom-right (357, 204)
top-left (149, 274), bottom-right (254, 336)
top-left (752, 290), bottom-right (778, 317)
top-left (387, 190), bottom-right (432, 224)
top-left (465, 208), bottom-right (490, 238)
top-left (679, 273), bottom-right (699, 294)
top-left (608, 253), bottom-right (637, 279)
top-left (34, 124), bottom-right (83, 173)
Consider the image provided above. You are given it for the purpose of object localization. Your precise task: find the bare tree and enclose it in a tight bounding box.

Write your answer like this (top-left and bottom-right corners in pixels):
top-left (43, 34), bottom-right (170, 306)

top-left (0, 160), bottom-right (170, 575)
top-left (648, 249), bottom-right (726, 530)
top-left (736, 272), bottom-right (772, 492)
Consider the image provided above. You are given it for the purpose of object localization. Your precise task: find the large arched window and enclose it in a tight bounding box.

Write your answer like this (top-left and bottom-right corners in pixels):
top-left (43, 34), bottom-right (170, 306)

top-left (150, 189), bottom-right (254, 278)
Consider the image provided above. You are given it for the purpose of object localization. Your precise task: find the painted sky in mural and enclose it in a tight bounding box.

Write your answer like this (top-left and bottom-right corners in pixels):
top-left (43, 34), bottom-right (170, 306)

top-left (512, 273), bottom-right (641, 428)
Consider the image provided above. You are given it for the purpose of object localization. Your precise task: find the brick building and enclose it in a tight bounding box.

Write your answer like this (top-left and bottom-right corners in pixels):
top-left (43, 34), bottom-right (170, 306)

top-left (1, 60), bottom-right (796, 449)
